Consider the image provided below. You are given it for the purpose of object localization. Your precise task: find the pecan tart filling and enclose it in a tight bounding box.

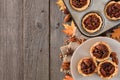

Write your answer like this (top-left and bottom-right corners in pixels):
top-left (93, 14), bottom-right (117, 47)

top-left (70, 0), bottom-right (91, 11)
top-left (105, 1), bottom-right (120, 20)
top-left (98, 60), bottom-right (118, 79)
top-left (82, 13), bottom-right (103, 33)
top-left (90, 42), bottom-right (111, 62)
top-left (78, 57), bottom-right (97, 76)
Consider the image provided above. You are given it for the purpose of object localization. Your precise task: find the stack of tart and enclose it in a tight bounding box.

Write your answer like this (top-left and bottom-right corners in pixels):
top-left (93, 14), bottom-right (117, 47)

top-left (77, 41), bottom-right (119, 79)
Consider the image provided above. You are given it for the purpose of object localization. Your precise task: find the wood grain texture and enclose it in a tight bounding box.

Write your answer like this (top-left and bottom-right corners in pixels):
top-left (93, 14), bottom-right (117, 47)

top-left (23, 0), bottom-right (49, 80)
top-left (0, 0), bottom-right (66, 80)
top-left (0, 0), bottom-right (23, 80)
top-left (50, 0), bottom-right (65, 80)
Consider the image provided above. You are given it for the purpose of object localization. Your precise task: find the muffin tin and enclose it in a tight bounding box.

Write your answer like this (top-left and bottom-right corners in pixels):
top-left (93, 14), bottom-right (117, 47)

top-left (63, 0), bottom-right (120, 37)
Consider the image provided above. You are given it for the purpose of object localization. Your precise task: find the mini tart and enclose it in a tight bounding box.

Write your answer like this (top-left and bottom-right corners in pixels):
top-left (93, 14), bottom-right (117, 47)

top-left (82, 13), bottom-right (103, 33)
top-left (98, 60), bottom-right (118, 79)
top-left (70, 0), bottom-right (90, 11)
top-left (105, 1), bottom-right (120, 20)
top-left (90, 42), bottom-right (111, 62)
top-left (78, 57), bottom-right (97, 76)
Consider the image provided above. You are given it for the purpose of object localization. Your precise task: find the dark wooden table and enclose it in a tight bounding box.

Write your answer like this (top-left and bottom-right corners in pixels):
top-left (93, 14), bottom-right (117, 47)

top-left (0, 0), bottom-right (65, 80)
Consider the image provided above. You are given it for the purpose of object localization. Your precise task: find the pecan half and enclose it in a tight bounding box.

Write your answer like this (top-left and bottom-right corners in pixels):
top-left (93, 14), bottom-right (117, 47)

top-left (64, 14), bottom-right (72, 23)
top-left (110, 52), bottom-right (119, 65)
top-left (62, 62), bottom-right (70, 70)
top-left (63, 8), bottom-right (69, 14)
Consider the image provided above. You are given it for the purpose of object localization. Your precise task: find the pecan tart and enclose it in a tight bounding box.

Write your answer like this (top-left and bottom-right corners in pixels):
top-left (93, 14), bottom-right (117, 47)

top-left (90, 42), bottom-right (111, 62)
top-left (78, 57), bottom-right (97, 76)
top-left (82, 12), bottom-right (103, 33)
top-left (70, 0), bottom-right (91, 11)
top-left (105, 1), bottom-right (120, 20)
top-left (98, 60), bottom-right (118, 79)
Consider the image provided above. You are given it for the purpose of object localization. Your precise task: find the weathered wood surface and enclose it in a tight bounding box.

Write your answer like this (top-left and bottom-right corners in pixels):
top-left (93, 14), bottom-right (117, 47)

top-left (0, 0), bottom-right (64, 80)
top-left (23, 0), bottom-right (49, 80)
top-left (50, 0), bottom-right (65, 80)
top-left (0, 0), bottom-right (23, 80)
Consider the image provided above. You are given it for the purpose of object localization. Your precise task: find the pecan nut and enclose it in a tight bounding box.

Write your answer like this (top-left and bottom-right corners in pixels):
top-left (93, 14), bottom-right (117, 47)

top-left (64, 14), bottom-right (71, 22)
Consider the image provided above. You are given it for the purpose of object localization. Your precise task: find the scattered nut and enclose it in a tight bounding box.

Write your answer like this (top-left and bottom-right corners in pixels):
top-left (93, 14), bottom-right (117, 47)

top-left (63, 8), bottom-right (69, 14)
top-left (62, 62), bottom-right (70, 70)
top-left (64, 48), bottom-right (74, 56)
top-left (64, 14), bottom-right (71, 23)
top-left (110, 52), bottom-right (119, 65)
top-left (110, 52), bottom-right (117, 57)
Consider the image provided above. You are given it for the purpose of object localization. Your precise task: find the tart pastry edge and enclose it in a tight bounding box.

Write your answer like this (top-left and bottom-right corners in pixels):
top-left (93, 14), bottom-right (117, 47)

top-left (90, 41), bottom-right (111, 62)
top-left (70, 0), bottom-right (91, 11)
top-left (105, 1), bottom-right (120, 20)
top-left (77, 57), bottom-right (97, 76)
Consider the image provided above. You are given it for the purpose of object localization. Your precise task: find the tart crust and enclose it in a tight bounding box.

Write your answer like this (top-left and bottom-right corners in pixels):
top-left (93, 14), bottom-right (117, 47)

top-left (82, 13), bottom-right (103, 33)
top-left (70, 0), bottom-right (90, 11)
top-left (105, 1), bottom-right (120, 20)
top-left (90, 42), bottom-right (111, 62)
top-left (98, 60), bottom-right (118, 79)
top-left (77, 57), bottom-right (97, 76)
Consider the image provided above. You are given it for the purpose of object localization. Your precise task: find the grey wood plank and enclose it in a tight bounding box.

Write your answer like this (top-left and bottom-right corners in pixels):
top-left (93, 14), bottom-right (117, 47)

top-left (0, 0), bottom-right (24, 80)
top-left (50, 0), bottom-right (65, 80)
top-left (23, 0), bottom-right (49, 80)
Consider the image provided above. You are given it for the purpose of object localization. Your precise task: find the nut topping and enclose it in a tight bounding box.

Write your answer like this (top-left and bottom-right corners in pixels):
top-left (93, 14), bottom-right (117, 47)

top-left (92, 44), bottom-right (109, 59)
top-left (83, 15), bottom-right (101, 30)
top-left (80, 58), bottom-right (96, 74)
top-left (100, 62), bottom-right (115, 77)
top-left (106, 3), bottom-right (120, 18)
top-left (72, 0), bottom-right (87, 8)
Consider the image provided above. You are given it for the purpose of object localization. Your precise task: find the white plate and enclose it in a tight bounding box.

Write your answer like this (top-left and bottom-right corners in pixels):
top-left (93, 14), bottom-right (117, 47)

top-left (71, 37), bottom-right (120, 80)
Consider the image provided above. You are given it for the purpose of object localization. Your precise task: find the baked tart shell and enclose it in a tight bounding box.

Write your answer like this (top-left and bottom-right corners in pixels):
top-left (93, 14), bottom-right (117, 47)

top-left (98, 60), bottom-right (118, 79)
top-left (105, 1), bottom-right (120, 20)
top-left (82, 13), bottom-right (103, 33)
top-left (70, 0), bottom-right (91, 11)
top-left (77, 57), bottom-right (97, 76)
top-left (90, 42), bottom-right (111, 62)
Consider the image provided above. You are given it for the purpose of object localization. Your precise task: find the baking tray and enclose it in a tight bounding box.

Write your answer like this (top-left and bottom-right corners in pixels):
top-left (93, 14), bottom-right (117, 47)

top-left (63, 0), bottom-right (120, 37)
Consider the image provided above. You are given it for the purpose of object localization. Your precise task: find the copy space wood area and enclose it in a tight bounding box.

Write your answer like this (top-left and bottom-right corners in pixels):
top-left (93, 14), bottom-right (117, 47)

top-left (0, 0), bottom-right (64, 80)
